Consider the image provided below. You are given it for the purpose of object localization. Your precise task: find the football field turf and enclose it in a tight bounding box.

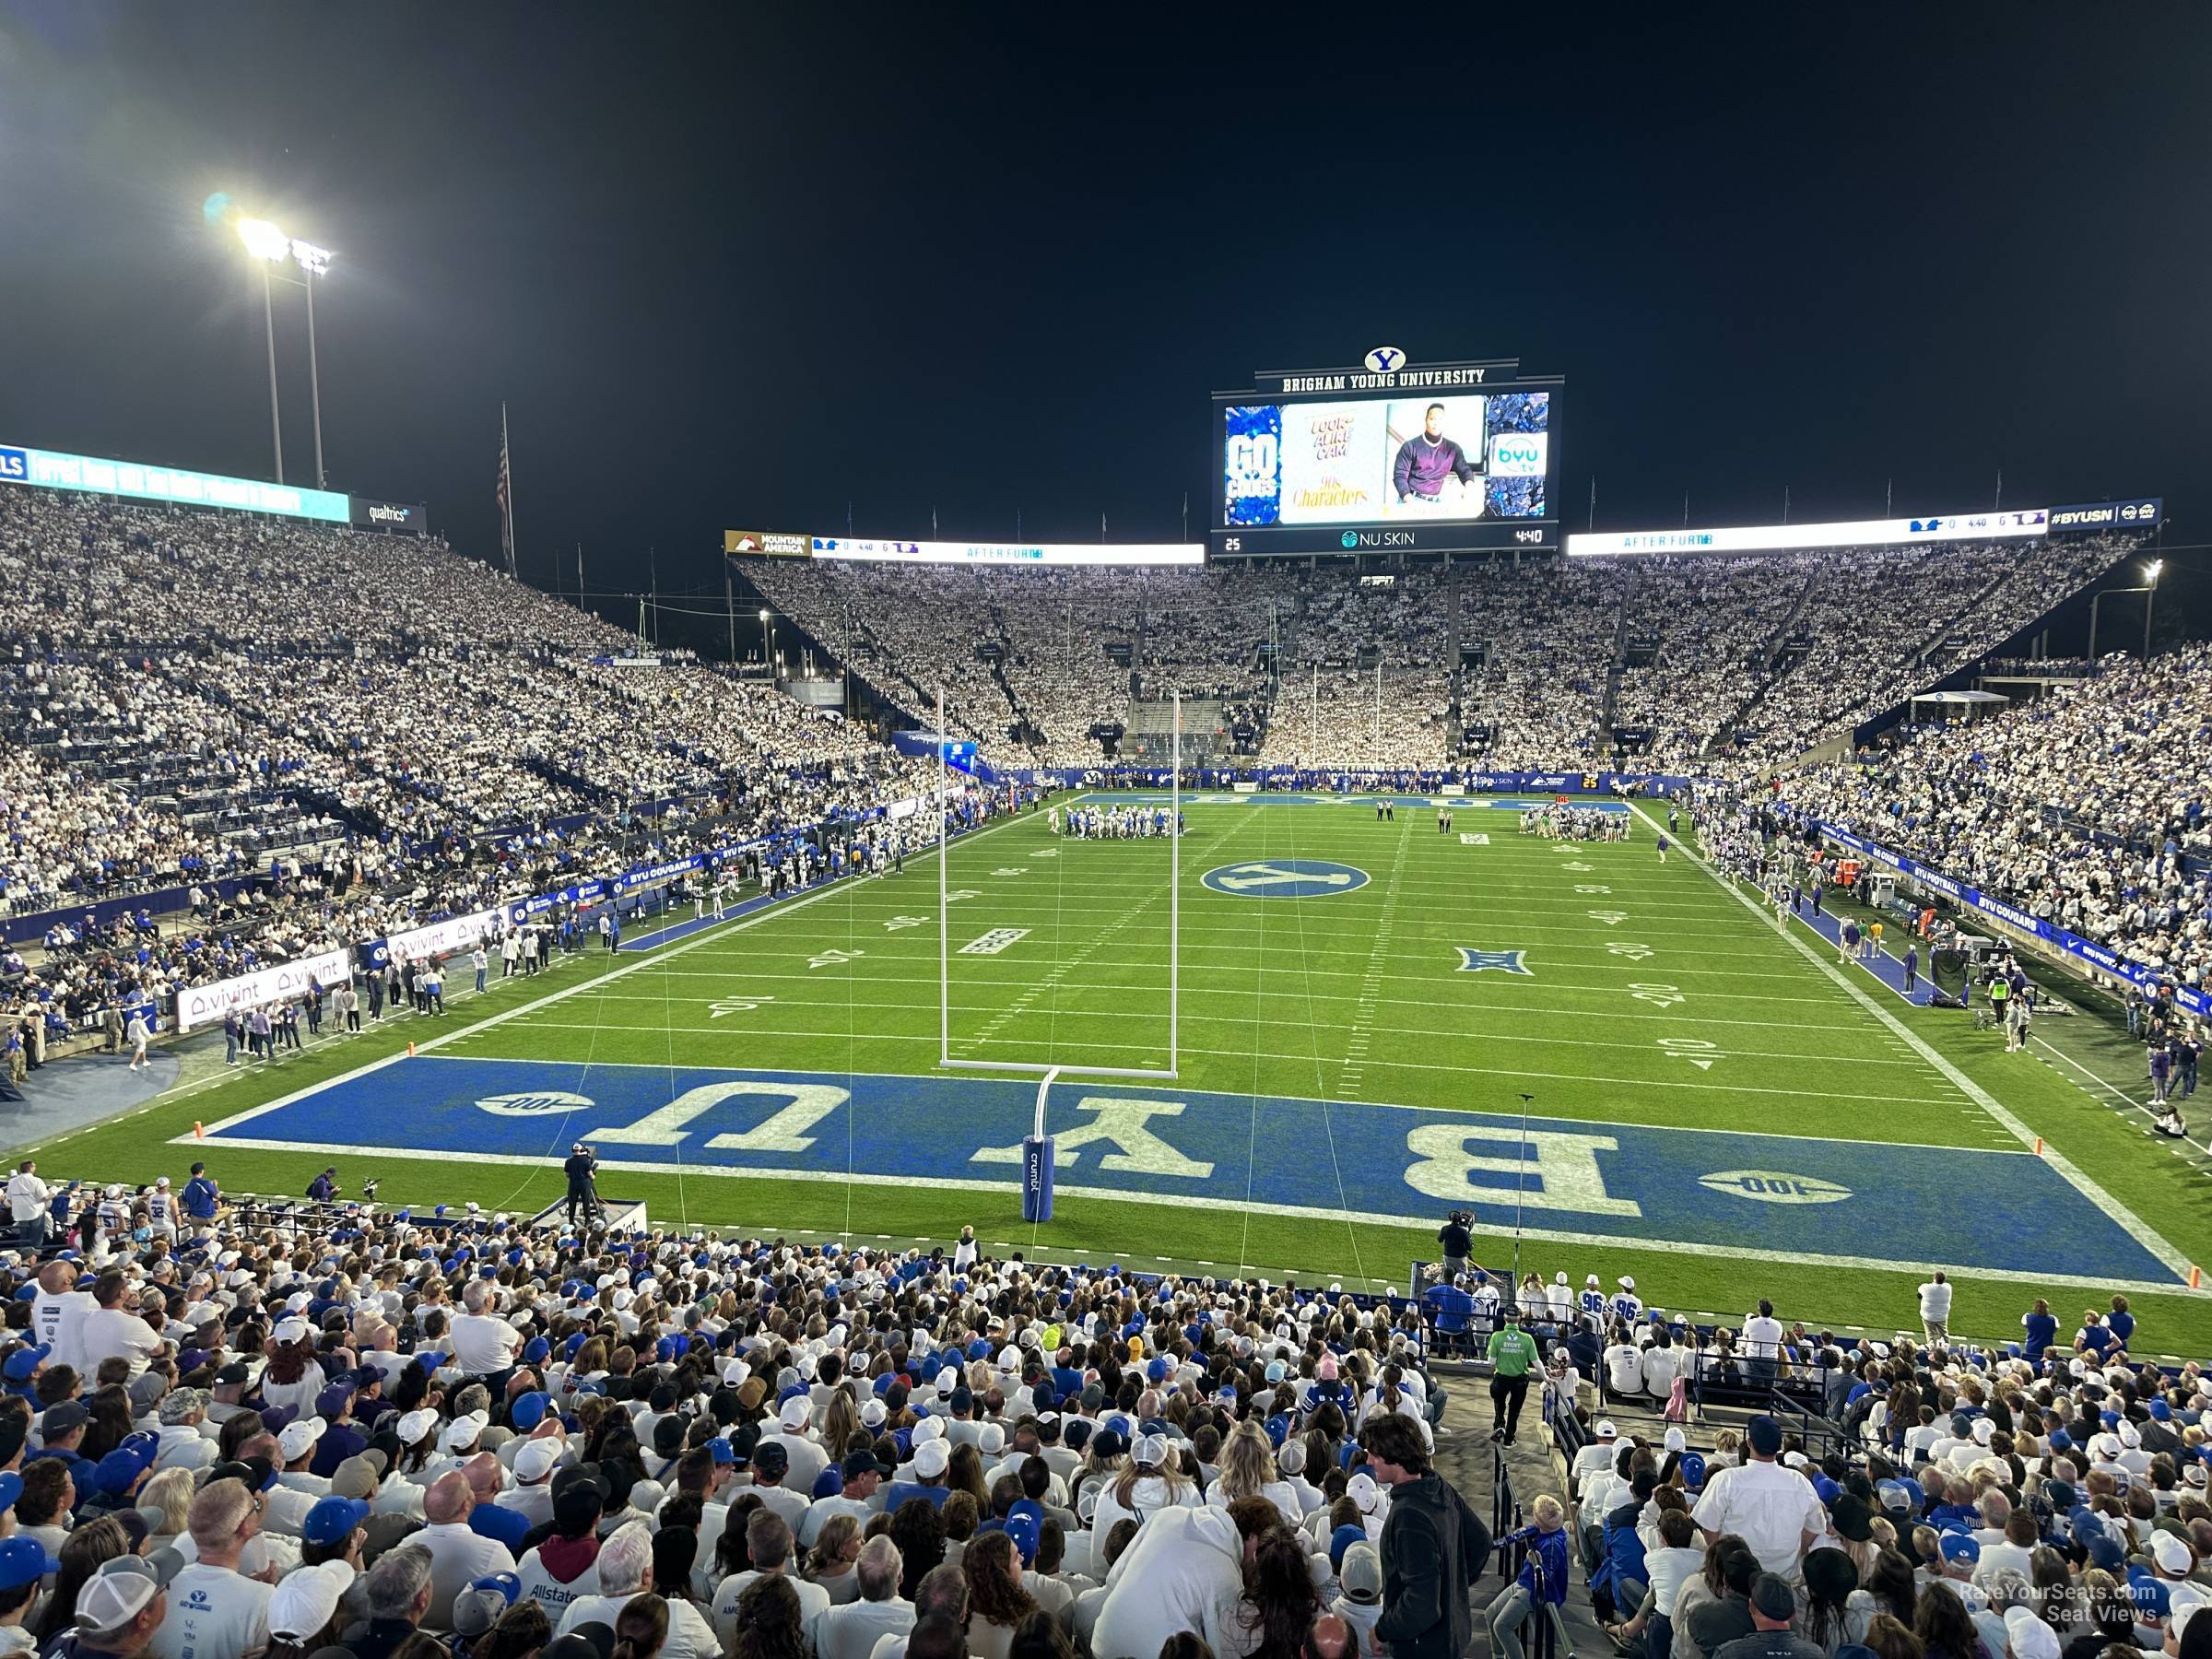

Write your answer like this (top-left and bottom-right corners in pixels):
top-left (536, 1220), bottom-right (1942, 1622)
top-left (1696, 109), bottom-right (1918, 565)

top-left (37, 795), bottom-right (2212, 1354)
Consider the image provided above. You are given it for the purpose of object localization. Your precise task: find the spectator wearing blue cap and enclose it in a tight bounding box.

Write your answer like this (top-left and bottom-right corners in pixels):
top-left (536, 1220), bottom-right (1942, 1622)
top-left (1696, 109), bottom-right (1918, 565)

top-left (1, 1345), bottom-right (48, 1402)
top-left (0, 1534), bottom-right (60, 1651)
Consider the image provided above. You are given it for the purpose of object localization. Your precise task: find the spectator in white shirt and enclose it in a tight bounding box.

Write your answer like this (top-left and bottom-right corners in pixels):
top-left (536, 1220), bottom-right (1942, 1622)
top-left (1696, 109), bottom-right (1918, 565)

top-left (564, 1522), bottom-right (720, 1658)
top-left (1690, 1416), bottom-right (1827, 1579)
top-left (80, 1272), bottom-right (164, 1381)
top-left (1918, 1273), bottom-right (1954, 1347)
top-left (448, 1283), bottom-right (523, 1381)
top-left (30, 1261), bottom-right (96, 1377)
top-left (5, 1164), bottom-right (49, 1250)
top-left (146, 1477), bottom-right (276, 1659)
top-left (712, 1509), bottom-right (830, 1654)
top-left (411, 1471), bottom-right (516, 1630)
top-left (815, 1536), bottom-right (914, 1659)
top-left (1741, 1300), bottom-right (1785, 1386)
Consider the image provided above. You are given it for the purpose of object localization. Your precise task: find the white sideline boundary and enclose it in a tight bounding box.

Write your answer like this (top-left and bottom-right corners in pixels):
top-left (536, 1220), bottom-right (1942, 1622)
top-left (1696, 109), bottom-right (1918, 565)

top-left (1641, 802), bottom-right (2205, 1291)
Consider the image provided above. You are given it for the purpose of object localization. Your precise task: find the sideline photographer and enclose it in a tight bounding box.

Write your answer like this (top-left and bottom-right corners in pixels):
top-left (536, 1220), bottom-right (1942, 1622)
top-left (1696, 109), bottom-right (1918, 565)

top-left (563, 1140), bottom-right (601, 1228)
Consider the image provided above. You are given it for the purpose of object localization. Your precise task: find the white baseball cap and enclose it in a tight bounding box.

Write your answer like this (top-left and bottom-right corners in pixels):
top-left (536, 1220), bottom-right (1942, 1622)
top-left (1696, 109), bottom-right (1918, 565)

top-left (276, 1417), bottom-right (326, 1463)
top-left (514, 1439), bottom-right (561, 1483)
top-left (269, 1559), bottom-right (356, 1641)
top-left (913, 1439), bottom-right (950, 1479)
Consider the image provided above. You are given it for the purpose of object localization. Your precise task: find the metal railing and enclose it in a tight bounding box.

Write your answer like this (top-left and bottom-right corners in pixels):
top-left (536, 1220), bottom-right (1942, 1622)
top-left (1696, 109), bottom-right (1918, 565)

top-left (1490, 1441), bottom-right (1574, 1659)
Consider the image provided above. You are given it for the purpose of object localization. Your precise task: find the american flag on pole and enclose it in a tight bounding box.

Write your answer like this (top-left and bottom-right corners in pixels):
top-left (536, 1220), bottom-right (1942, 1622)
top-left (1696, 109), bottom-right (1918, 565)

top-left (496, 403), bottom-right (516, 577)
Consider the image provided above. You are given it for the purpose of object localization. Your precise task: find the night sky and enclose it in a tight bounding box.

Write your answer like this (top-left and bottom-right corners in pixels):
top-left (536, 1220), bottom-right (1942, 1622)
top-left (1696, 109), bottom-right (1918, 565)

top-left (2, 5), bottom-right (2206, 626)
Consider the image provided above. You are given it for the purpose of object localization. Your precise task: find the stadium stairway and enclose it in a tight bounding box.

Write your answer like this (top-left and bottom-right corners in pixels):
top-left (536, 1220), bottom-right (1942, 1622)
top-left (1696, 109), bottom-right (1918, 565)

top-left (1430, 1367), bottom-right (1606, 1658)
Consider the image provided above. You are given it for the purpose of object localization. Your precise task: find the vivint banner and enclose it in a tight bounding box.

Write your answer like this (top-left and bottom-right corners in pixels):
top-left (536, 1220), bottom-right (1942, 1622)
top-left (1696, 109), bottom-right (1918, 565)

top-left (1567, 509), bottom-right (2051, 558)
top-left (382, 908), bottom-right (503, 965)
top-left (175, 947), bottom-right (353, 1032)
top-left (811, 537), bottom-right (1206, 567)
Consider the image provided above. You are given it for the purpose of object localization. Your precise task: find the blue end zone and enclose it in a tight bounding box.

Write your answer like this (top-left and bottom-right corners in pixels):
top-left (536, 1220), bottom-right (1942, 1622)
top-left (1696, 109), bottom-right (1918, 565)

top-left (198, 1057), bottom-right (2182, 1288)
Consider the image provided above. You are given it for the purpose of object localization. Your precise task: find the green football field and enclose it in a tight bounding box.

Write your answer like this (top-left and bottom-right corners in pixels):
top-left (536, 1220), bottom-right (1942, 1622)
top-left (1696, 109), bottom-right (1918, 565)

top-left (29, 794), bottom-right (2212, 1356)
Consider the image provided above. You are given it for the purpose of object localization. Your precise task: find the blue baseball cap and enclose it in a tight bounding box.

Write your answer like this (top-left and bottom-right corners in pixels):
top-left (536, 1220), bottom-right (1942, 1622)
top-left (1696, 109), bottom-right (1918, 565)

top-left (2, 1345), bottom-right (48, 1382)
top-left (1005, 1510), bottom-right (1041, 1566)
top-left (301, 1495), bottom-right (371, 1547)
top-left (511, 1393), bottom-right (549, 1432)
top-left (0, 1537), bottom-right (60, 1593)
top-left (1330, 1524), bottom-right (1367, 1570)
top-left (93, 1450), bottom-right (146, 1497)
top-left (1938, 1534), bottom-right (1980, 1566)
top-left (0, 1472), bottom-right (22, 1514)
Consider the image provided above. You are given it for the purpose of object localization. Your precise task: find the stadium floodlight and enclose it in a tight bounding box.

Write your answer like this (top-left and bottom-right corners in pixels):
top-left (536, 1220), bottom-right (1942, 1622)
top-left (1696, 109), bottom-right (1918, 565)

top-left (229, 212), bottom-right (335, 488)
top-left (2088, 560), bottom-right (2165, 663)
top-left (235, 218), bottom-right (293, 262)
top-left (757, 609), bottom-right (772, 666)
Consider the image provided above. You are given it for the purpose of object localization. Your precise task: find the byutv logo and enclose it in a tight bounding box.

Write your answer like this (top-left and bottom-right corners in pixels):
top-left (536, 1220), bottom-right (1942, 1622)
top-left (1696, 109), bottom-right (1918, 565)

top-left (1488, 433), bottom-right (1547, 476)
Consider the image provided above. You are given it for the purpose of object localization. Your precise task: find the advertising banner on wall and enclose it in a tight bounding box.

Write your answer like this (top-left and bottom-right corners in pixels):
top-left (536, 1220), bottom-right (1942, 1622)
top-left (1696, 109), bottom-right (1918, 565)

top-left (175, 947), bottom-right (354, 1032)
top-left (350, 498), bottom-right (431, 534)
top-left (724, 529), bottom-right (813, 557)
top-left (811, 537), bottom-right (1204, 567)
top-left (0, 442), bottom-right (350, 524)
top-left (367, 908), bottom-right (504, 970)
top-left (1568, 510), bottom-right (2051, 557)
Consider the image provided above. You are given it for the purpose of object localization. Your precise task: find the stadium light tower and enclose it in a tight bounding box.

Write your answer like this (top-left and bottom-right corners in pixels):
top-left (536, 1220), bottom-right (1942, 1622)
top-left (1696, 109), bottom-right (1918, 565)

top-left (233, 214), bottom-right (335, 488)
top-left (758, 608), bottom-right (772, 669)
top-left (2087, 558), bottom-right (2164, 664)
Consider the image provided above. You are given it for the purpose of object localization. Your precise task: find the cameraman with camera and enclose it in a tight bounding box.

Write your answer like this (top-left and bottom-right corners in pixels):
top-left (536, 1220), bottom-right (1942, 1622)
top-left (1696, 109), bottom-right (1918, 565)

top-left (1437, 1209), bottom-right (1473, 1282)
top-left (563, 1141), bottom-right (601, 1228)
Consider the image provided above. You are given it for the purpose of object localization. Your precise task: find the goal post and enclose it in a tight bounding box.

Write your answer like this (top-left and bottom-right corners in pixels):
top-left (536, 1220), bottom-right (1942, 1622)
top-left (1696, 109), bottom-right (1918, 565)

top-left (935, 684), bottom-right (1180, 1081)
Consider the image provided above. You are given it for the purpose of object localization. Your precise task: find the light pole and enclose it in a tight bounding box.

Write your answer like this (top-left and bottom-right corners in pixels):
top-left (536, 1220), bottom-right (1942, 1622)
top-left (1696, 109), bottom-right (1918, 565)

top-left (2087, 559), bottom-right (2164, 663)
top-left (758, 608), bottom-right (773, 673)
top-left (235, 217), bottom-right (334, 487)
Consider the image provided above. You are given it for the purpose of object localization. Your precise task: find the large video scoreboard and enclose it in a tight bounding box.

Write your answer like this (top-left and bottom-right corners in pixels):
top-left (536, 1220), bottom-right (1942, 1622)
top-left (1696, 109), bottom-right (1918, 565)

top-left (1210, 353), bottom-right (1561, 557)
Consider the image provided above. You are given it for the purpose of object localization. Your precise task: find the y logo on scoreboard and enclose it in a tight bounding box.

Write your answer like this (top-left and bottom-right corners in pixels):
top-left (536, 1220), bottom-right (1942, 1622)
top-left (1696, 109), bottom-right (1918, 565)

top-left (1456, 948), bottom-right (1531, 975)
top-left (1363, 347), bottom-right (1406, 373)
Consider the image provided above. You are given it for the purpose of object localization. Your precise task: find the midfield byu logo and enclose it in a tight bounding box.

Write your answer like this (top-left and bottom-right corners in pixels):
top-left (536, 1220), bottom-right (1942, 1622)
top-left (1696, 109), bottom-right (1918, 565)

top-left (476, 1091), bottom-right (595, 1116)
top-left (1201, 860), bottom-right (1370, 898)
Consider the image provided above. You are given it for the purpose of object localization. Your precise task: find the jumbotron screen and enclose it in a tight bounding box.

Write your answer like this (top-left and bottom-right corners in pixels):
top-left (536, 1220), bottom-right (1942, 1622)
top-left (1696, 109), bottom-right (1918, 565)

top-left (1210, 359), bottom-right (1561, 556)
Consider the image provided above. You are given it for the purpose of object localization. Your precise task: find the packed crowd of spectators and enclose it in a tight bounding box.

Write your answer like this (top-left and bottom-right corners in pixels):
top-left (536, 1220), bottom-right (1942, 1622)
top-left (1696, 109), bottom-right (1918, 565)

top-left (1541, 1277), bottom-right (2212, 1659)
top-left (0, 490), bottom-right (975, 1048)
top-left (0, 1179), bottom-right (1491, 1659)
top-left (1757, 646), bottom-right (2212, 986)
top-left (746, 536), bottom-right (2132, 779)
